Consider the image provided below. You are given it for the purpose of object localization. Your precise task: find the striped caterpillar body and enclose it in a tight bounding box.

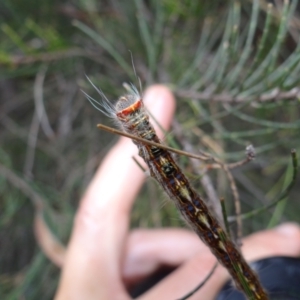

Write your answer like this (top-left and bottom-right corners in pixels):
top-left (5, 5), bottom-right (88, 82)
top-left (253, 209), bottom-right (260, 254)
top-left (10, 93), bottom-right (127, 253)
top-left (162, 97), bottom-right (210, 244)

top-left (87, 83), bottom-right (268, 300)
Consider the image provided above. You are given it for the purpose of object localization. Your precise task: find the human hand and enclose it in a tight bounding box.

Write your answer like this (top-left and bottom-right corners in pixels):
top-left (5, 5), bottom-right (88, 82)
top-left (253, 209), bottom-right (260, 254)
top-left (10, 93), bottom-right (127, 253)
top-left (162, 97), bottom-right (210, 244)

top-left (55, 85), bottom-right (300, 300)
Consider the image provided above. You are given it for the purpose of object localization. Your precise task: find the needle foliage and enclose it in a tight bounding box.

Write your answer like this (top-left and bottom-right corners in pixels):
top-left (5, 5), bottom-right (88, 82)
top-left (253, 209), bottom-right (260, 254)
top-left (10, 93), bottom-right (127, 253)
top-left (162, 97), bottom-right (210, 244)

top-left (0, 0), bottom-right (299, 299)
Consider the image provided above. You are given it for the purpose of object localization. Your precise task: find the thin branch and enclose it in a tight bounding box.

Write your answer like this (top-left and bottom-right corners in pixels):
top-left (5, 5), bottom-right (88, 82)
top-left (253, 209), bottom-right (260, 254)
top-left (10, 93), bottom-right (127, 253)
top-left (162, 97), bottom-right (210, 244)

top-left (208, 145), bottom-right (256, 170)
top-left (189, 143), bottom-right (253, 241)
top-left (0, 163), bottom-right (44, 210)
top-left (97, 122), bottom-right (253, 232)
top-left (23, 112), bottom-right (40, 179)
top-left (229, 149), bottom-right (298, 222)
top-left (0, 163), bottom-right (67, 267)
top-left (171, 119), bottom-right (222, 223)
top-left (33, 65), bottom-right (55, 139)
top-left (177, 262), bottom-right (218, 300)
top-left (221, 164), bottom-right (242, 240)
top-left (175, 86), bottom-right (300, 103)
top-left (97, 119), bottom-right (254, 169)
top-left (220, 197), bottom-right (231, 238)
top-left (1, 48), bottom-right (88, 66)
top-left (97, 123), bottom-right (210, 161)
top-left (132, 156), bottom-right (147, 173)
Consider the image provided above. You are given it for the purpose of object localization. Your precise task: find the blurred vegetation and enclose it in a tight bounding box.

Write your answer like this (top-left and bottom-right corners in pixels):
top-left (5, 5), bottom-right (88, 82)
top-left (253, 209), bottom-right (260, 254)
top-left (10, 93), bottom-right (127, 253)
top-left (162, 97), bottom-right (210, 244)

top-left (0, 0), bottom-right (300, 299)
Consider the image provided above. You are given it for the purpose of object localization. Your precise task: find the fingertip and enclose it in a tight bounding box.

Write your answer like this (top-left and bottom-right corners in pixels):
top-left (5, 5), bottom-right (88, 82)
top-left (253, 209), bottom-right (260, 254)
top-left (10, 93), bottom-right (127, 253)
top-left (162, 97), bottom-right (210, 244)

top-left (242, 222), bottom-right (300, 262)
top-left (143, 85), bottom-right (176, 138)
top-left (273, 222), bottom-right (300, 254)
top-left (274, 222), bottom-right (300, 238)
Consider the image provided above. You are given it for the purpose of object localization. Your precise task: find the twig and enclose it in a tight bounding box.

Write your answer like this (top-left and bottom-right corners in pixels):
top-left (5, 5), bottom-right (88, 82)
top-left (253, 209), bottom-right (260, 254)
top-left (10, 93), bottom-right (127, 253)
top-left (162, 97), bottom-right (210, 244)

top-left (97, 123), bottom-right (210, 161)
top-left (207, 145), bottom-right (256, 170)
top-left (197, 148), bottom-right (244, 240)
top-left (229, 149), bottom-right (298, 222)
top-left (23, 112), bottom-right (40, 179)
top-left (220, 197), bottom-right (231, 238)
top-left (97, 121), bottom-right (252, 232)
top-left (171, 119), bottom-right (222, 223)
top-left (0, 163), bottom-right (44, 210)
top-left (221, 164), bottom-right (242, 240)
top-left (132, 156), bottom-right (147, 173)
top-left (203, 145), bottom-right (255, 241)
top-left (33, 65), bottom-right (55, 139)
top-left (2, 48), bottom-right (87, 66)
top-left (177, 262), bottom-right (218, 300)
top-left (175, 86), bottom-right (300, 103)
top-left (98, 124), bottom-right (255, 172)
top-left (194, 148), bottom-right (244, 240)
top-left (0, 114), bottom-right (67, 169)
top-left (0, 163), bottom-right (66, 266)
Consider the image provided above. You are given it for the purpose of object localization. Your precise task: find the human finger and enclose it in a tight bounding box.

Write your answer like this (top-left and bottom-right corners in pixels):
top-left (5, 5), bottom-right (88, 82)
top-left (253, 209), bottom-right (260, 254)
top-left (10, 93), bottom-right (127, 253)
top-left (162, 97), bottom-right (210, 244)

top-left (55, 85), bottom-right (176, 300)
top-left (122, 228), bottom-right (203, 286)
top-left (138, 223), bottom-right (300, 300)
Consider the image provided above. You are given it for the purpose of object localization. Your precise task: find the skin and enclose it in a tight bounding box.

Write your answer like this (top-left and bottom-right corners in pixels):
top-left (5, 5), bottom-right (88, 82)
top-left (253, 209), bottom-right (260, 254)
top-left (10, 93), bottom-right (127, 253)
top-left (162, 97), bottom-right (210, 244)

top-left (55, 85), bottom-right (300, 300)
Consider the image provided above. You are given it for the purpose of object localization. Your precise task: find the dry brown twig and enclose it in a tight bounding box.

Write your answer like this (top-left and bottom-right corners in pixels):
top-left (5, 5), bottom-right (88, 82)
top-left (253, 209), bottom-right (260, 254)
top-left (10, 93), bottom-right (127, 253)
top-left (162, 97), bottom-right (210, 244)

top-left (97, 119), bottom-right (257, 244)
